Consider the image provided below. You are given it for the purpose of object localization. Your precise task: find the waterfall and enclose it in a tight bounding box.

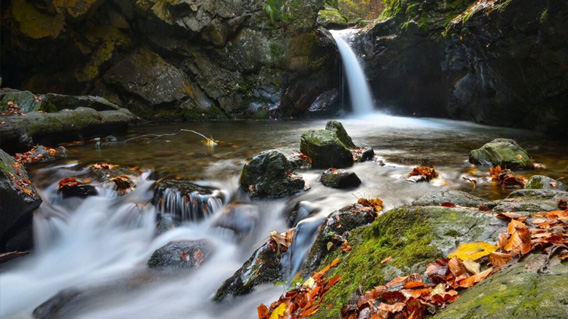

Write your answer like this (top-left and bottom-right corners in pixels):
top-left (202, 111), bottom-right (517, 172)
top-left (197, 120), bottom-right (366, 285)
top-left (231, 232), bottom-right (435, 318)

top-left (330, 29), bottom-right (374, 115)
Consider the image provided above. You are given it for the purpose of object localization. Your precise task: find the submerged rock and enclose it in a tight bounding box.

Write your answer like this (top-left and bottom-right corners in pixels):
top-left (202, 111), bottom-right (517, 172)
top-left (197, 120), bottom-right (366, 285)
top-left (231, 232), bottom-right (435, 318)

top-left (300, 130), bottom-right (353, 169)
top-left (469, 138), bottom-right (533, 170)
top-left (240, 150), bottom-right (305, 198)
top-left (212, 203), bottom-right (259, 238)
top-left (525, 175), bottom-right (566, 191)
top-left (33, 288), bottom-right (82, 319)
top-left (147, 240), bottom-right (212, 270)
top-left (320, 168), bottom-right (361, 189)
top-left (432, 254), bottom-right (568, 319)
top-left (413, 190), bottom-right (484, 208)
top-left (0, 149), bottom-right (42, 252)
top-left (58, 183), bottom-right (98, 199)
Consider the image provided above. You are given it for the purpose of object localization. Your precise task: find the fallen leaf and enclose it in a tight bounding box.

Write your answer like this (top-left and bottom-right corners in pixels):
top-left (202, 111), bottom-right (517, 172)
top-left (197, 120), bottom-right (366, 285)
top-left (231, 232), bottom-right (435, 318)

top-left (381, 256), bottom-right (392, 264)
top-left (448, 242), bottom-right (497, 261)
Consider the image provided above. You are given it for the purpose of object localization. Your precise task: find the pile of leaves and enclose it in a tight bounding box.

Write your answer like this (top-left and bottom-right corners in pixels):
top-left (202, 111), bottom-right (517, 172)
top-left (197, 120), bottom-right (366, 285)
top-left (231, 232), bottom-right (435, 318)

top-left (8, 161), bottom-right (34, 195)
top-left (268, 228), bottom-right (296, 254)
top-left (89, 163), bottom-right (119, 170)
top-left (258, 258), bottom-right (342, 319)
top-left (58, 178), bottom-right (84, 190)
top-left (14, 146), bottom-right (58, 164)
top-left (357, 197), bottom-right (384, 213)
top-left (451, 0), bottom-right (496, 25)
top-left (489, 166), bottom-right (526, 188)
top-left (0, 101), bottom-right (21, 116)
top-left (340, 209), bottom-right (568, 319)
top-left (408, 166), bottom-right (439, 182)
top-left (110, 175), bottom-right (135, 195)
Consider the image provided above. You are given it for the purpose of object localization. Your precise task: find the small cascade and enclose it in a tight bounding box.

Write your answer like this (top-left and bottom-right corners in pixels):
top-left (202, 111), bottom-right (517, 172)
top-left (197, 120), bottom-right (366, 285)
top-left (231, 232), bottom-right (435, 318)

top-left (330, 29), bottom-right (375, 115)
top-left (152, 179), bottom-right (226, 222)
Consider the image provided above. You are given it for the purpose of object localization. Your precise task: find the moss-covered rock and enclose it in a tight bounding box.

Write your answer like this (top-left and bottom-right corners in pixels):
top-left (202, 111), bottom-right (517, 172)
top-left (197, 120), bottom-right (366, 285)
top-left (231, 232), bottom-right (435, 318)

top-left (493, 189), bottom-right (568, 214)
top-left (325, 120), bottom-right (356, 148)
top-left (432, 255), bottom-right (568, 319)
top-left (300, 130), bottom-right (353, 169)
top-left (469, 138), bottom-right (534, 170)
top-left (240, 150), bottom-right (305, 198)
top-left (525, 175), bottom-right (566, 191)
top-left (317, 7), bottom-right (349, 28)
top-left (309, 206), bottom-right (507, 319)
top-left (0, 89), bottom-right (46, 113)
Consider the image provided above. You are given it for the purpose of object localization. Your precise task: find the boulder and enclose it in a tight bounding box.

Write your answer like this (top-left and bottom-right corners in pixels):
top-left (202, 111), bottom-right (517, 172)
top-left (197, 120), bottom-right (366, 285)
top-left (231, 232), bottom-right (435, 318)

top-left (469, 139), bottom-right (534, 170)
top-left (525, 175), bottom-right (566, 191)
top-left (152, 179), bottom-right (225, 222)
top-left (317, 7), bottom-right (348, 28)
top-left (493, 189), bottom-right (568, 214)
top-left (32, 288), bottom-right (82, 319)
top-left (0, 149), bottom-right (42, 252)
top-left (300, 130), bottom-right (353, 169)
top-left (0, 89), bottom-right (46, 113)
top-left (320, 168), bottom-right (361, 189)
top-left (240, 150), bottom-right (305, 198)
top-left (58, 184), bottom-right (98, 199)
top-left (147, 240), bottom-right (212, 269)
top-left (413, 190), bottom-right (484, 208)
top-left (44, 93), bottom-right (120, 111)
top-left (432, 254), bottom-right (568, 319)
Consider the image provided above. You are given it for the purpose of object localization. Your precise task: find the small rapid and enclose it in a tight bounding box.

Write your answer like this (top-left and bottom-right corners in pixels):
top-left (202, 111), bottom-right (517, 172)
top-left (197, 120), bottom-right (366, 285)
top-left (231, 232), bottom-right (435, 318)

top-left (330, 29), bottom-right (375, 115)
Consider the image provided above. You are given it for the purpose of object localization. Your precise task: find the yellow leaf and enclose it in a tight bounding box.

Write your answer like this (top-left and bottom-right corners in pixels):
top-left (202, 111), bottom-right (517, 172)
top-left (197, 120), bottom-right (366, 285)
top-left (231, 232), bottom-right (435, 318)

top-left (303, 277), bottom-right (315, 289)
top-left (448, 242), bottom-right (497, 261)
top-left (269, 303), bottom-right (287, 319)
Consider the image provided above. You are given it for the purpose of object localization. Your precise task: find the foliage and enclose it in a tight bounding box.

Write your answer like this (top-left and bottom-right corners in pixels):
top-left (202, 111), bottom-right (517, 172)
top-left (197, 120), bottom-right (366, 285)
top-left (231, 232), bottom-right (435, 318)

top-left (489, 165), bottom-right (526, 188)
top-left (408, 166), bottom-right (439, 182)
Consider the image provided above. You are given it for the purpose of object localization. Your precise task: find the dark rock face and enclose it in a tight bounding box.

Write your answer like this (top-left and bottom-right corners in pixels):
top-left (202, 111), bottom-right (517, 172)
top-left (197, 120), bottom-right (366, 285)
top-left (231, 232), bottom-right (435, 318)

top-left (354, 0), bottom-right (568, 136)
top-left (0, 149), bottom-right (42, 252)
top-left (1, 0), bottom-right (338, 121)
top-left (320, 168), bottom-right (361, 189)
top-left (469, 138), bottom-right (533, 169)
top-left (413, 190), bottom-right (484, 208)
top-left (147, 240), bottom-right (212, 269)
top-left (240, 150), bottom-right (305, 198)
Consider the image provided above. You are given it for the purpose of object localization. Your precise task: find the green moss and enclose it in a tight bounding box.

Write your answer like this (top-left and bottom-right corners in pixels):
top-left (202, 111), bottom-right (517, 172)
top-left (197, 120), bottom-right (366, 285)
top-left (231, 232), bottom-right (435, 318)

top-left (12, 0), bottom-right (65, 39)
top-left (312, 207), bottom-right (441, 319)
top-left (540, 8), bottom-right (548, 23)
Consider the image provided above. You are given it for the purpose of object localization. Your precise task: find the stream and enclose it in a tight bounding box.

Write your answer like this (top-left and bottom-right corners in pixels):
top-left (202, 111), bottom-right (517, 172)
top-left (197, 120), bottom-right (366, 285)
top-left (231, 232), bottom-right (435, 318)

top-left (2, 113), bottom-right (568, 319)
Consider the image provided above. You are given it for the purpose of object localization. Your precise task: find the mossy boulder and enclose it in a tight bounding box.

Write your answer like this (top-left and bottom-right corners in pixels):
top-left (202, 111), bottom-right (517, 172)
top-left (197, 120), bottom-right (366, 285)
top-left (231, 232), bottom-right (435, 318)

top-left (432, 254), bottom-right (568, 319)
top-left (147, 240), bottom-right (213, 269)
top-left (44, 94), bottom-right (120, 111)
top-left (300, 130), bottom-right (353, 169)
top-left (309, 205), bottom-right (507, 319)
top-left (525, 175), bottom-right (566, 191)
top-left (0, 149), bottom-right (42, 253)
top-left (317, 7), bottom-right (349, 28)
top-left (240, 150), bottom-right (305, 198)
top-left (469, 139), bottom-right (534, 169)
top-left (321, 168), bottom-right (361, 189)
top-left (413, 190), bottom-right (484, 208)
top-left (325, 120), bottom-right (356, 148)
top-left (0, 89), bottom-right (46, 113)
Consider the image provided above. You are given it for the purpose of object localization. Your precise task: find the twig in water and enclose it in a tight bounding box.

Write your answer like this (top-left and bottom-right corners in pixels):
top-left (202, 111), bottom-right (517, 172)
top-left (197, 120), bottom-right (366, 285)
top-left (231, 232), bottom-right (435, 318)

top-left (122, 129), bottom-right (217, 145)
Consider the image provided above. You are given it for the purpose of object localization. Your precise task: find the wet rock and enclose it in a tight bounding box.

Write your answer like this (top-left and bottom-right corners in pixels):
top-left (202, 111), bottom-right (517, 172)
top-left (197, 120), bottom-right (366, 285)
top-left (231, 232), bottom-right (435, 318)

top-left (317, 7), bottom-right (348, 29)
top-left (59, 184), bottom-right (98, 199)
top-left (352, 144), bottom-right (374, 162)
top-left (147, 240), bottom-right (212, 269)
top-left (240, 150), bottom-right (305, 198)
top-left (104, 135), bottom-right (118, 143)
top-left (287, 201), bottom-right (320, 228)
top-left (16, 145), bottom-right (67, 164)
top-left (307, 88), bottom-right (341, 117)
top-left (288, 153), bottom-right (312, 170)
top-left (469, 139), bottom-right (533, 170)
top-left (212, 203), bottom-right (260, 237)
top-left (152, 179), bottom-right (225, 222)
top-left (325, 120), bottom-right (356, 148)
top-left (303, 205), bottom-right (376, 275)
top-left (0, 149), bottom-right (42, 252)
top-left (320, 168), bottom-right (361, 189)
top-left (214, 241), bottom-right (282, 301)
top-left (493, 189), bottom-right (568, 214)
top-left (525, 175), bottom-right (566, 191)
top-left (300, 130), bottom-right (353, 169)
top-left (155, 214), bottom-right (177, 236)
top-left (33, 288), bottom-right (82, 319)
top-left (432, 254), bottom-right (568, 319)
top-left (413, 190), bottom-right (484, 208)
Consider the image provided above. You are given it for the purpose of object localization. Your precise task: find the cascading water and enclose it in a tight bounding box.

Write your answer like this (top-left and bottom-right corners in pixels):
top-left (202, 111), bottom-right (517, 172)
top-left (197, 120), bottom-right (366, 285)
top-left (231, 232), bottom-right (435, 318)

top-left (330, 29), bottom-right (375, 115)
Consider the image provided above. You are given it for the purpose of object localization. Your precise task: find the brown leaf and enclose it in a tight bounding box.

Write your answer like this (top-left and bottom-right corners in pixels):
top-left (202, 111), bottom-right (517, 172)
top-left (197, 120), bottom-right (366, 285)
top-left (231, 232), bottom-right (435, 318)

top-left (381, 256), bottom-right (392, 264)
top-left (459, 267), bottom-right (492, 288)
